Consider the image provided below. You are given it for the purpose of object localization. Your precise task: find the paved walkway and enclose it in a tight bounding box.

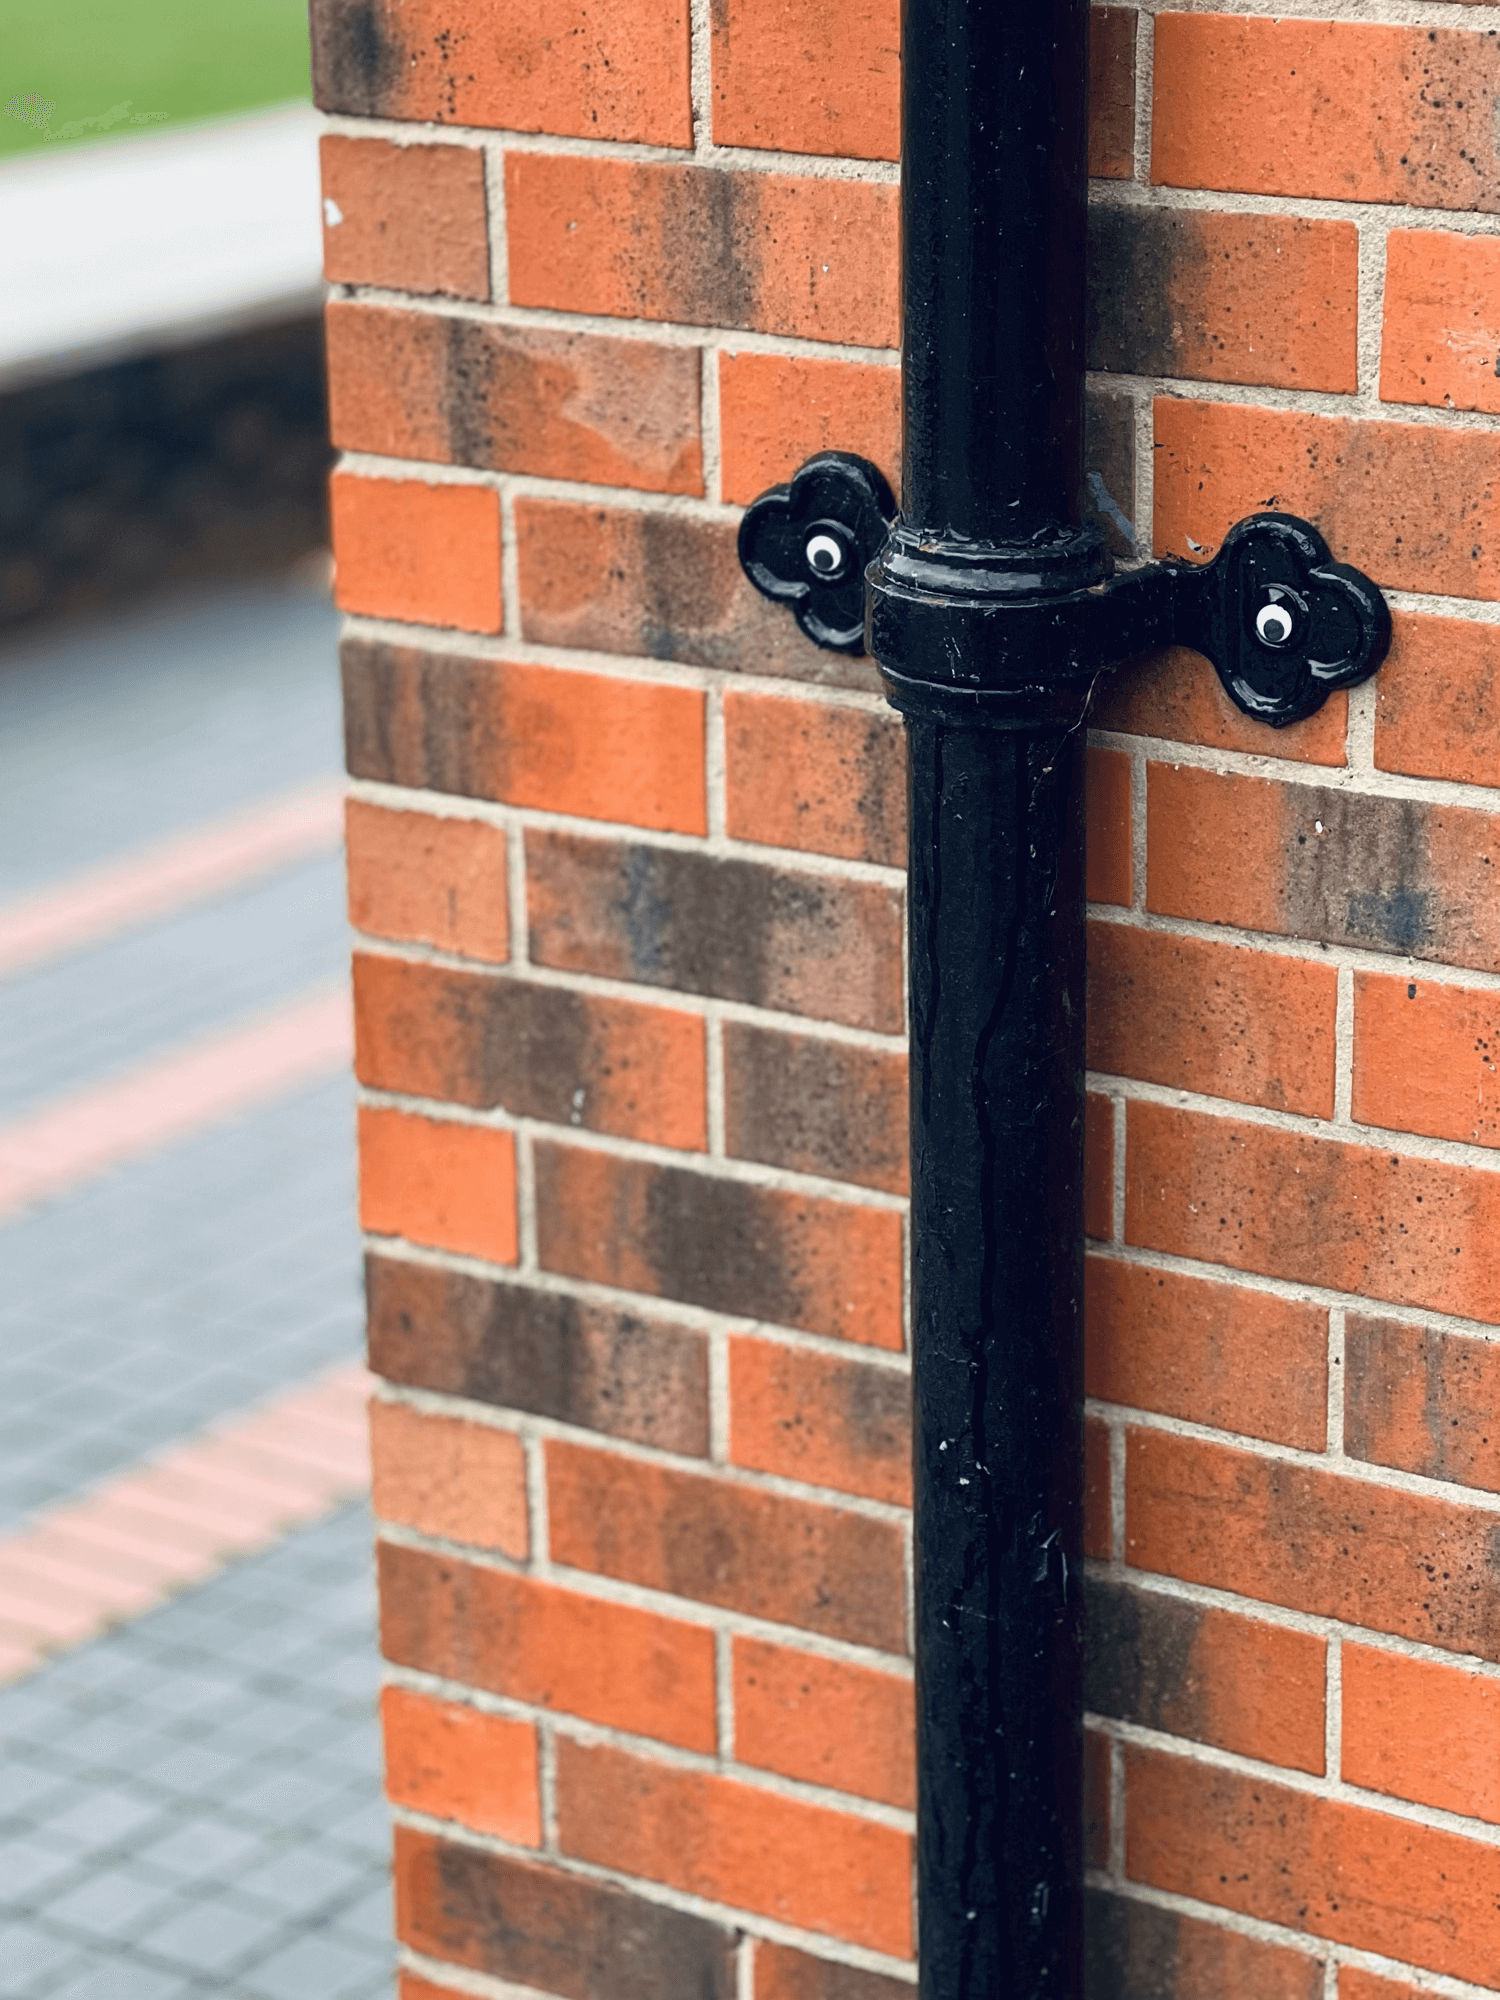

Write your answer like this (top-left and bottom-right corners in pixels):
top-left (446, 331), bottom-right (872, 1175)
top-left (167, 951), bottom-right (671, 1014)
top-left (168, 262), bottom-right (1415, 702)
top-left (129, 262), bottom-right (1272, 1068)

top-left (0, 577), bottom-right (391, 1997)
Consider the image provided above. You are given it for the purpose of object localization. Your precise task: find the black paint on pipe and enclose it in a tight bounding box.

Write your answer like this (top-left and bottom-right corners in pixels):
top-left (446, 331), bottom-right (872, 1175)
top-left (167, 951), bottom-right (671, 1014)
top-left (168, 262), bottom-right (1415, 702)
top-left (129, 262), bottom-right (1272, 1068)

top-left (907, 717), bottom-right (1086, 2000)
top-left (892, 0), bottom-right (1096, 1990)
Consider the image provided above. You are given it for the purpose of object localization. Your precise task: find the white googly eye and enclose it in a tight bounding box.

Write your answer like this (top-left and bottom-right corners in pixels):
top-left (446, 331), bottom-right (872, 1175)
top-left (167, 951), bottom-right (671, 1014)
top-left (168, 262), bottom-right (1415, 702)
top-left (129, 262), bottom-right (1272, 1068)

top-left (805, 532), bottom-right (845, 577)
top-left (1255, 600), bottom-right (1295, 647)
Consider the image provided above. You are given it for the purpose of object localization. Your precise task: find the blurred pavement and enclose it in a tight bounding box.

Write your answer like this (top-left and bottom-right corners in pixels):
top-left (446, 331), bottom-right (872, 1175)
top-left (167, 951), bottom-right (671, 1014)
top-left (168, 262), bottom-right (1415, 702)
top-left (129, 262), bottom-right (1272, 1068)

top-left (0, 577), bottom-right (392, 1998)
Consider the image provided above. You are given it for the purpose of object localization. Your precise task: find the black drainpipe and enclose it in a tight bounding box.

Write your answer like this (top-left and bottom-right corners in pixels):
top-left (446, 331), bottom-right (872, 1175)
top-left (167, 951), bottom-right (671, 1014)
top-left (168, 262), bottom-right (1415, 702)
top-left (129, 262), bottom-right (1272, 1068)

top-left (737, 2), bottom-right (1390, 1993)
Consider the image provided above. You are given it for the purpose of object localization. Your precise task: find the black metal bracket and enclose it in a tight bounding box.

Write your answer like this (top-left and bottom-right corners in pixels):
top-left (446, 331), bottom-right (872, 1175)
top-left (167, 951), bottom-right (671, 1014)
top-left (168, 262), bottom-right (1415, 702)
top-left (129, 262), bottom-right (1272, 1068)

top-left (738, 450), bottom-right (1391, 728)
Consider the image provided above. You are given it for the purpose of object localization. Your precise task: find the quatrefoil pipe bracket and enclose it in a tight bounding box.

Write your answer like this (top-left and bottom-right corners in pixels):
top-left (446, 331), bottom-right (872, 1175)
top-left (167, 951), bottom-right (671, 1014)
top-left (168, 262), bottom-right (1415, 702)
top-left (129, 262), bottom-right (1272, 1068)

top-left (737, 454), bottom-right (1390, 729)
top-left (736, 451), bottom-right (896, 655)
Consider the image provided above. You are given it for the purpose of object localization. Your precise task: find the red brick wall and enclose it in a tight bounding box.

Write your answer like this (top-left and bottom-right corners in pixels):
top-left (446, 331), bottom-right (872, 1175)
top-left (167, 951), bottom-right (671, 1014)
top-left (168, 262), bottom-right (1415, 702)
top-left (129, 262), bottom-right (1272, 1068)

top-left (316, 1), bottom-right (1500, 1993)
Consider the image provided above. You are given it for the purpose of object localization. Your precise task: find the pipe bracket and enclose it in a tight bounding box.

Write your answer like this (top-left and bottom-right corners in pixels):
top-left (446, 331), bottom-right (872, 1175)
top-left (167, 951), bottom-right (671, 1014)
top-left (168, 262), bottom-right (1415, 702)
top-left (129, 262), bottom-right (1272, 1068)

top-left (739, 454), bottom-right (1390, 730)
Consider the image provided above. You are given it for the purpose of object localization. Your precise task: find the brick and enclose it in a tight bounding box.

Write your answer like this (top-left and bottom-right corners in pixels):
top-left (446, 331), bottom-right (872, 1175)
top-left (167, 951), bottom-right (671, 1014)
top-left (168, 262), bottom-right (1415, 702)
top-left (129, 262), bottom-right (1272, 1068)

top-left (1092, 644), bottom-right (1347, 766)
top-left (1343, 1641), bottom-right (1500, 1825)
top-left (379, 1540), bottom-right (717, 1750)
top-left (1338, 1976), bottom-right (1424, 2000)
top-left (341, 639), bottom-right (707, 835)
top-left (1085, 1575), bottom-right (1324, 1772)
top-left (754, 1941), bottom-right (912, 2000)
top-left (353, 953), bottom-right (708, 1152)
top-left (723, 1023), bottom-right (908, 1196)
top-left (394, 1827), bottom-right (736, 2000)
top-left (1127, 1742), bottom-right (1500, 1985)
top-left (1084, 1091), bottom-right (1114, 1241)
top-left (358, 1106), bottom-right (518, 1265)
top-left (535, 1142), bottom-right (904, 1350)
top-left (723, 690), bottom-right (905, 867)
top-left (719, 354), bottom-right (900, 507)
top-left (1382, 229), bottom-right (1500, 415)
top-left (1088, 209), bottom-right (1357, 393)
top-left (312, 0), bottom-right (691, 145)
top-left (733, 1636), bottom-right (913, 1807)
top-left (708, 1), bottom-right (1131, 175)
top-left (326, 303), bottom-right (703, 495)
top-left (728, 1334), bottom-right (910, 1505)
top-left (505, 153), bottom-right (899, 347)
top-left (402, 1976), bottom-right (468, 2000)
top-left (1346, 1312), bottom-right (1500, 1495)
top-left (319, 135), bottom-right (489, 299)
top-left (1152, 397), bottom-right (1500, 602)
top-left (1086, 921), bottom-right (1337, 1115)
top-left (1146, 762), bottom-right (1500, 975)
top-left (1089, 9), bottom-right (1136, 180)
top-left (526, 828), bottom-right (905, 1033)
top-left (512, 497), bottom-right (873, 690)
top-left (345, 801), bottom-right (508, 964)
top-left (556, 1737), bottom-right (912, 1954)
top-left (1152, 17), bottom-right (1500, 214)
top-left (1126, 1426), bottom-right (1500, 1662)
top-left (1084, 1727), bottom-right (1110, 1869)
top-left (1085, 745), bottom-right (1132, 907)
top-left (366, 1255), bottom-right (712, 1456)
top-left (381, 1684), bottom-right (539, 1843)
top-left (710, 0), bottom-right (897, 159)
top-left (330, 472), bottom-right (502, 633)
top-left (1085, 1887), bottom-right (1324, 2000)
top-left (1375, 611), bottom-right (1500, 789)
top-left (546, 1436), bottom-right (906, 1649)
top-left (1084, 1414), bottom-right (1112, 1559)
top-left (369, 1398), bottom-right (527, 1556)
top-left (1086, 1255), bottom-right (1326, 1450)
top-left (1125, 1097), bottom-right (1500, 1325)
top-left (1353, 970), bottom-right (1500, 1147)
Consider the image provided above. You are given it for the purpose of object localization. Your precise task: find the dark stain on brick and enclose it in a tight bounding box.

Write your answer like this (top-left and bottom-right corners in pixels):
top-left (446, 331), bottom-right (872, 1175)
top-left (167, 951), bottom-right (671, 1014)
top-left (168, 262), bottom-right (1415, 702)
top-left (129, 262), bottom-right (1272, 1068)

top-left (641, 1160), bottom-right (815, 1334)
top-left (366, 1253), bottom-right (711, 1453)
top-left (724, 1022), bottom-right (908, 1193)
top-left (836, 1353), bottom-right (911, 1463)
top-left (1346, 1312), bottom-right (1500, 1492)
top-left (1278, 786), bottom-right (1436, 956)
top-left (1087, 206), bottom-right (1209, 382)
top-left (1084, 1575), bottom-right (1203, 1736)
top-left (634, 510), bottom-right (743, 663)
top-left (400, 1827), bottom-right (737, 2000)
top-left (356, 953), bottom-right (676, 1134)
top-left (1085, 1891), bottom-right (1184, 2000)
top-left (528, 833), bottom-right (902, 1031)
top-left (310, 0), bottom-right (402, 114)
top-left (659, 165), bottom-right (763, 332)
top-left (1084, 1885), bottom-right (1323, 2000)
top-left (342, 639), bottom-right (516, 802)
top-left (851, 710), bottom-right (908, 865)
top-left (443, 315), bottom-right (498, 467)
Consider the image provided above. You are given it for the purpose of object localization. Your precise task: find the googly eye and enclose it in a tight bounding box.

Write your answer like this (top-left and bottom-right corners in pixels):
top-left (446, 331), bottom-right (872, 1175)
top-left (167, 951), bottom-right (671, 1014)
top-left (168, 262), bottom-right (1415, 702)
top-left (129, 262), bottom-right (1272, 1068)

top-left (805, 532), bottom-right (845, 578)
top-left (1255, 599), bottom-right (1295, 647)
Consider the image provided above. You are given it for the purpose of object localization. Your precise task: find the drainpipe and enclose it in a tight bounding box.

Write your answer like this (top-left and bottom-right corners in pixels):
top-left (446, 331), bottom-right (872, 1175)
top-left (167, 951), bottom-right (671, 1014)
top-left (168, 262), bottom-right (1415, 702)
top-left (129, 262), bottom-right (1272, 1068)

top-left (736, 1), bottom-right (1390, 1992)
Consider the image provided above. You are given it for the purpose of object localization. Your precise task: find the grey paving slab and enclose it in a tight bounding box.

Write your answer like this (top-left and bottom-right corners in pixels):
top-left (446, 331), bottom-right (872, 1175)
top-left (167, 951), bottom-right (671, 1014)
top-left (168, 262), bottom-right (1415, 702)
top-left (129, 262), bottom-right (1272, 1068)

top-left (0, 851), bottom-right (346, 1120)
top-left (0, 576), bottom-right (340, 902)
top-left (0, 1505), bottom-right (393, 2000)
top-left (0, 1074), bottom-right (359, 1526)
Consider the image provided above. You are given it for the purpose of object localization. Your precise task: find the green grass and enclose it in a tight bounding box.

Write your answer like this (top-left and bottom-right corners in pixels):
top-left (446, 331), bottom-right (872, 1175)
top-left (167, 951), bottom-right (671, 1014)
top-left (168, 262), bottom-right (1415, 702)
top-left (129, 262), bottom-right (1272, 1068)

top-left (0, 0), bottom-right (311, 158)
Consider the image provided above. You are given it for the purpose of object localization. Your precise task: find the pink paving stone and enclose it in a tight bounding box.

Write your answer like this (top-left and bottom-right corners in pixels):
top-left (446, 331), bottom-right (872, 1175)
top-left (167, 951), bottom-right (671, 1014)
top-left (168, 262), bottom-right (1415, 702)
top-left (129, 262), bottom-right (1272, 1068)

top-left (162, 1440), bottom-right (343, 1510)
top-left (0, 778), bottom-right (344, 978)
top-left (23, 1521), bottom-right (208, 1588)
top-left (0, 1362), bottom-right (372, 1684)
top-left (0, 987), bottom-right (352, 1221)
